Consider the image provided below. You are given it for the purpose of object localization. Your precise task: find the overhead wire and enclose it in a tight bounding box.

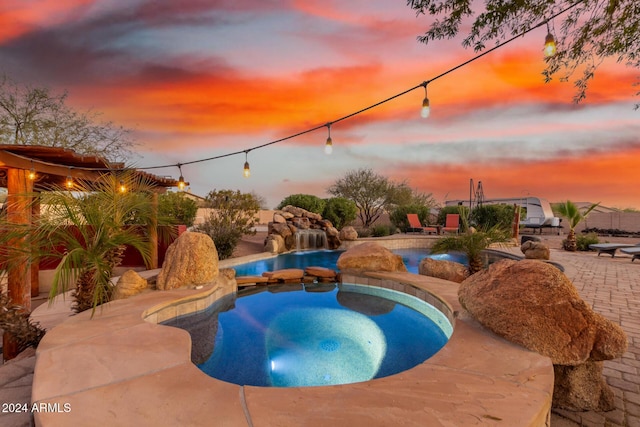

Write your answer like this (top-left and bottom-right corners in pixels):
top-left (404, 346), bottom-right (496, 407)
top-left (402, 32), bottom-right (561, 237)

top-left (11, 1), bottom-right (585, 176)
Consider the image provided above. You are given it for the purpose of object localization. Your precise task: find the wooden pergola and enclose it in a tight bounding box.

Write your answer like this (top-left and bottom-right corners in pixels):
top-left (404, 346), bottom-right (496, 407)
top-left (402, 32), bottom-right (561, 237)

top-left (0, 145), bottom-right (183, 360)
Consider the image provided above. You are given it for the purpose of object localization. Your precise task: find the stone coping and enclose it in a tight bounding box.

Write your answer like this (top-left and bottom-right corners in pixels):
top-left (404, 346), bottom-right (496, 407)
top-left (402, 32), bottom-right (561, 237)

top-left (31, 266), bottom-right (553, 426)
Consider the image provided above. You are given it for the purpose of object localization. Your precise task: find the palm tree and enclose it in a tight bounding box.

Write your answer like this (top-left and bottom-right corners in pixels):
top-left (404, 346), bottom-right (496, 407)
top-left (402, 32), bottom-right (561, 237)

top-left (430, 208), bottom-right (512, 274)
top-left (1, 171), bottom-right (164, 314)
top-left (553, 200), bottom-right (600, 252)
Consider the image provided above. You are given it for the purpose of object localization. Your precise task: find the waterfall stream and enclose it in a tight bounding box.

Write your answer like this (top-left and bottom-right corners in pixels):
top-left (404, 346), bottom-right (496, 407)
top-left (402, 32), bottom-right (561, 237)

top-left (294, 229), bottom-right (328, 251)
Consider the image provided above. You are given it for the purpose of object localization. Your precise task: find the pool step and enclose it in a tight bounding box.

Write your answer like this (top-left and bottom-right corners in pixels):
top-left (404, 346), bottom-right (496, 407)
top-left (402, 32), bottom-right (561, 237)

top-left (236, 266), bottom-right (338, 288)
top-left (236, 276), bottom-right (270, 288)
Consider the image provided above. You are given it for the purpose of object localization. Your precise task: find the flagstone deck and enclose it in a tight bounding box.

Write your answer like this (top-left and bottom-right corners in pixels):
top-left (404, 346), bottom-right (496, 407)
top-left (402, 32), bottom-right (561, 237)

top-left (27, 271), bottom-right (553, 426)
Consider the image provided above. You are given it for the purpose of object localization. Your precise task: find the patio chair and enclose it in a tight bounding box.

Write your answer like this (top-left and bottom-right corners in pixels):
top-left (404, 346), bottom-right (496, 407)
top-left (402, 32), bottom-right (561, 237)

top-left (588, 243), bottom-right (636, 257)
top-left (406, 213), bottom-right (437, 234)
top-left (442, 214), bottom-right (460, 234)
top-left (619, 247), bottom-right (640, 262)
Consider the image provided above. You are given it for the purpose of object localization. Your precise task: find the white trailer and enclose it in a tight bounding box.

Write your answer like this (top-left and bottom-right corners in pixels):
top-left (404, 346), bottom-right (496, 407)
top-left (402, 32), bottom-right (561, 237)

top-left (445, 196), bottom-right (560, 228)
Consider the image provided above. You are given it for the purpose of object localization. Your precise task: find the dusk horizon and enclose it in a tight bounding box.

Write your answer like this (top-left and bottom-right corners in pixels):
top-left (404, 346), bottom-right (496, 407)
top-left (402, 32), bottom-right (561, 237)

top-left (1, 1), bottom-right (638, 210)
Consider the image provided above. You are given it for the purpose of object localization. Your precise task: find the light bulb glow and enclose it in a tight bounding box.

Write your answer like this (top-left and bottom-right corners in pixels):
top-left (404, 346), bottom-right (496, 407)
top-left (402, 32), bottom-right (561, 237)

top-left (544, 33), bottom-right (556, 57)
top-left (65, 176), bottom-right (73, 189)
top-left (178, 176), bottom-right (185, 190)
top-left (28, 167), bottom-right (36, 180)
top-left (243, 161), bottom-right (250, 178)
top-left (119, 180), bottom-right (127, 193)
top-left (325, 137), bottom-right (333, 155)
top-left (421, 97), bottom-right (430, 119)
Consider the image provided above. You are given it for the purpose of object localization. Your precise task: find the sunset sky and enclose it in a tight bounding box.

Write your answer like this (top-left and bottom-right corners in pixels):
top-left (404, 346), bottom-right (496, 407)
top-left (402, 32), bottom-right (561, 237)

top-left (1, 0), bottom-right (638, 209)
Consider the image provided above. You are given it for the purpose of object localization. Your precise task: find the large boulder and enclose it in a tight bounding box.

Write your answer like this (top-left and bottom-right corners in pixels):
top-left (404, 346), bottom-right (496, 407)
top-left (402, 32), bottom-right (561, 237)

top-left (459, 259), bottom-right (627, 410)
top-left (418, 258), bottom-right (469, 283)
top-left (459, 259), bottom-right (626, 364)
top-left (157, 232), bottom-right (219, 290)
top-left (339, 226), bottom-right (358, 241)
top-left (113, 270), bottom-right (148, 299)
top-left (520, 240), bottom-right (550, 260)
top-left (337, 242), bottom-right (407, 273)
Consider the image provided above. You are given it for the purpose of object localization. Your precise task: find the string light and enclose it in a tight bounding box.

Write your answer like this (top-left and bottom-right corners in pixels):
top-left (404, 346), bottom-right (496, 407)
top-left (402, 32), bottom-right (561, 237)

top-left (544, 23), bottom-right (557, 58)
top-left (65, 168), bottom-right (73, 189)
top-left (119, 180), bottom-right (127, 193)
top-left (28, 161), bottom-right (36, 180)
top-left (243, 151), bottom-right (251, 178)
top-left (324, 123), bottom-right (333, 155)
top-left (8, 1), bottom-right (582, 185)
top-left (421, 82), bottom-right (430, 119)
top-left (177, 164), bottom-right (186, 190)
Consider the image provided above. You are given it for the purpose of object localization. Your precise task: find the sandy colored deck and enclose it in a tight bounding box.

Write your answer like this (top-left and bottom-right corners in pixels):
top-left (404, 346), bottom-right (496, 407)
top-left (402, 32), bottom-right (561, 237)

top-left (29, 268), bottom-right (553, 426)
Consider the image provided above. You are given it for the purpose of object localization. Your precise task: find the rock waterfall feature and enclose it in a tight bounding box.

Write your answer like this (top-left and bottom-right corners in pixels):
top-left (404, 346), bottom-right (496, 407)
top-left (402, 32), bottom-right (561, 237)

top-left (264, 205), bottom-right (342, 253)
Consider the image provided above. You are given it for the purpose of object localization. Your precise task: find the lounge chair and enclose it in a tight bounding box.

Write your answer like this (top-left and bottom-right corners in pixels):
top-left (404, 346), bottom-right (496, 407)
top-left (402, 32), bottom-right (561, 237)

top-left (620, 247), bottom-right (640, 262)
top-left (442, 214), bottom-right (460, 234)
top-left (588, 243), bottom-right (636, 257)
top-left (406, 213), bottom-right (437, 234)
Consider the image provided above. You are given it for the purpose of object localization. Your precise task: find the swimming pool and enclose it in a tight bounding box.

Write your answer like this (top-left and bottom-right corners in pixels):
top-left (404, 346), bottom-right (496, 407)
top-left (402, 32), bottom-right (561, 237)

top-left (232, 248), bottom-right (468, 276)
top-left (167, 282), bottom-right (451, 387)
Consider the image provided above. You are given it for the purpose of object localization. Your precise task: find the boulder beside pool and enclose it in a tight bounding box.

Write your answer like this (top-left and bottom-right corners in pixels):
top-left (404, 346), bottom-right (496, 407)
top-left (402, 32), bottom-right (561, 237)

top-left (157, 231), bottom-right (219, 290)
top-left (336, 242), bottom-right (407, 274)
top-left (459, 259), bottom-right (627, 411)
top-left (418, 258), bottom-right (468, 283)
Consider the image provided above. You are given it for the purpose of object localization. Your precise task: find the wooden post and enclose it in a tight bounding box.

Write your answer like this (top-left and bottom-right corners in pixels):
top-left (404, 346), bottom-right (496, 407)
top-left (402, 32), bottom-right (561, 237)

top-left (4, 168), bottom-right (32, 361)
top-left (149, 192), bottom-right (159, 269)
top-left (513, 204), bottom-right (520, 242)
top-left (31, 194), bottom-right (40, 297)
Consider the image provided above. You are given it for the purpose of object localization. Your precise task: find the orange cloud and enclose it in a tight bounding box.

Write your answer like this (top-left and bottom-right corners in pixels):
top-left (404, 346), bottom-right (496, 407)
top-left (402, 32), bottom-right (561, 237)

top-left (0, 0), bottom-right (93, 42)
top-left (389, 147), bottom-right (640, 209)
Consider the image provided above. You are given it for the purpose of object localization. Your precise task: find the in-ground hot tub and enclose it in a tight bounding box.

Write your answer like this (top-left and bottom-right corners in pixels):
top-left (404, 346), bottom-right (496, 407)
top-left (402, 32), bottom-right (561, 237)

top-left (31, 261), bottom-right (553, 425)
top-left (164, 282), bottom-right (452, 387)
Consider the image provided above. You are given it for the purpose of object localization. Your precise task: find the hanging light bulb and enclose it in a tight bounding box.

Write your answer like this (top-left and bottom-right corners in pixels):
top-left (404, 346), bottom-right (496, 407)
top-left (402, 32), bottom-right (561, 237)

top-left (324, 123), bottom-right (333, 155)
top-left (544, 23), bottom-right (557, 58)
top-left (28, 161), bottom-right (36, 180)
top-left (177, 164), bottom-right (186, 191)
top-left (65, 169), bottom-right (73, 189)
top-left (243, 151), bottom-right (251, 178)
top-left (119, 180), bottom-right (127, 193)
top-left (421, 83), bottom-right (430, 119)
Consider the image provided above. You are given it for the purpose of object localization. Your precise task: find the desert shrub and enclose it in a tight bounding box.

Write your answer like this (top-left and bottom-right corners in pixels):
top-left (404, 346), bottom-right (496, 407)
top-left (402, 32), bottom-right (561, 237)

top-left (194, 189), bottom-right (260, 260)
top-left (158, 191), bottom-right (198, 227)
top-left (577, 233), bottom-right (599, 251)
top-left (0, 293), bottom-right (46, 353)
top-left (372, 224), bottom-right (393, 237)
top-left (277, 194), bottom-right (325, 215)
top-left (322, 197), bottom-right (357, 229)
top-left (470, 204), bottom-right (516, 231)
top-left (355, 226), bottom-right (372, 238)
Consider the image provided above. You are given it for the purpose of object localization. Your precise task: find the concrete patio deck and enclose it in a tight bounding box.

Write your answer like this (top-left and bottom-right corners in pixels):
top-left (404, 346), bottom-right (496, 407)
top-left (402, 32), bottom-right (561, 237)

top-left (1, 239), bottom-right (639, 426)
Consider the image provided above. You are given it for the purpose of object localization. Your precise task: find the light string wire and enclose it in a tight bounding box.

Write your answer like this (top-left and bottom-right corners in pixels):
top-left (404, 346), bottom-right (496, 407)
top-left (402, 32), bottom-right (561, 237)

top-left (7, 0), bottom-right (584, 175)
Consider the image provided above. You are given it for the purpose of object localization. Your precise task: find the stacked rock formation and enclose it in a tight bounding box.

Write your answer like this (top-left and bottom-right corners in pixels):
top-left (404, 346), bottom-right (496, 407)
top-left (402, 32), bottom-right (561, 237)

top-left (458, 259), bottom-right (627, 411)
top-left (264, 205), bottom-right (342, 253)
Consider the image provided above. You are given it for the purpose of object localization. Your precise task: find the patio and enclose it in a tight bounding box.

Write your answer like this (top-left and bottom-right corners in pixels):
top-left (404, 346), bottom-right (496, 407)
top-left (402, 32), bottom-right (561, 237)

top-left (1, 235), bottom-right (638, 426)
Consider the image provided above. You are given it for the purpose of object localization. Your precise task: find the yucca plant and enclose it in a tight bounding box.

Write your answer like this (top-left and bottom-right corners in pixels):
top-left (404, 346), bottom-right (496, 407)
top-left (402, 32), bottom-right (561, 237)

top-left (1, 170), bottom-right (161, 315)
top-left (553, 201), bottom-right (600, 252)
top-left (430, 207), bottom-right (512, 274)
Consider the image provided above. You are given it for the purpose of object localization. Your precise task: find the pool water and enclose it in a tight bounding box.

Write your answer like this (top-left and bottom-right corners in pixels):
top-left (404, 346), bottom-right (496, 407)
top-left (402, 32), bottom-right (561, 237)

top-left (174, 283), bottom-right (451, 388)
top-left (232, 248), bottom-right (467, 276)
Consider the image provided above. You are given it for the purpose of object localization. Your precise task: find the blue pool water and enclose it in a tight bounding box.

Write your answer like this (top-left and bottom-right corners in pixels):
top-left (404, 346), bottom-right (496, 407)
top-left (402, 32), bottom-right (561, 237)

top-left (232, 248), bottom-right (467, 276)
top-left (185, 283), bottom-right (451, 387)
